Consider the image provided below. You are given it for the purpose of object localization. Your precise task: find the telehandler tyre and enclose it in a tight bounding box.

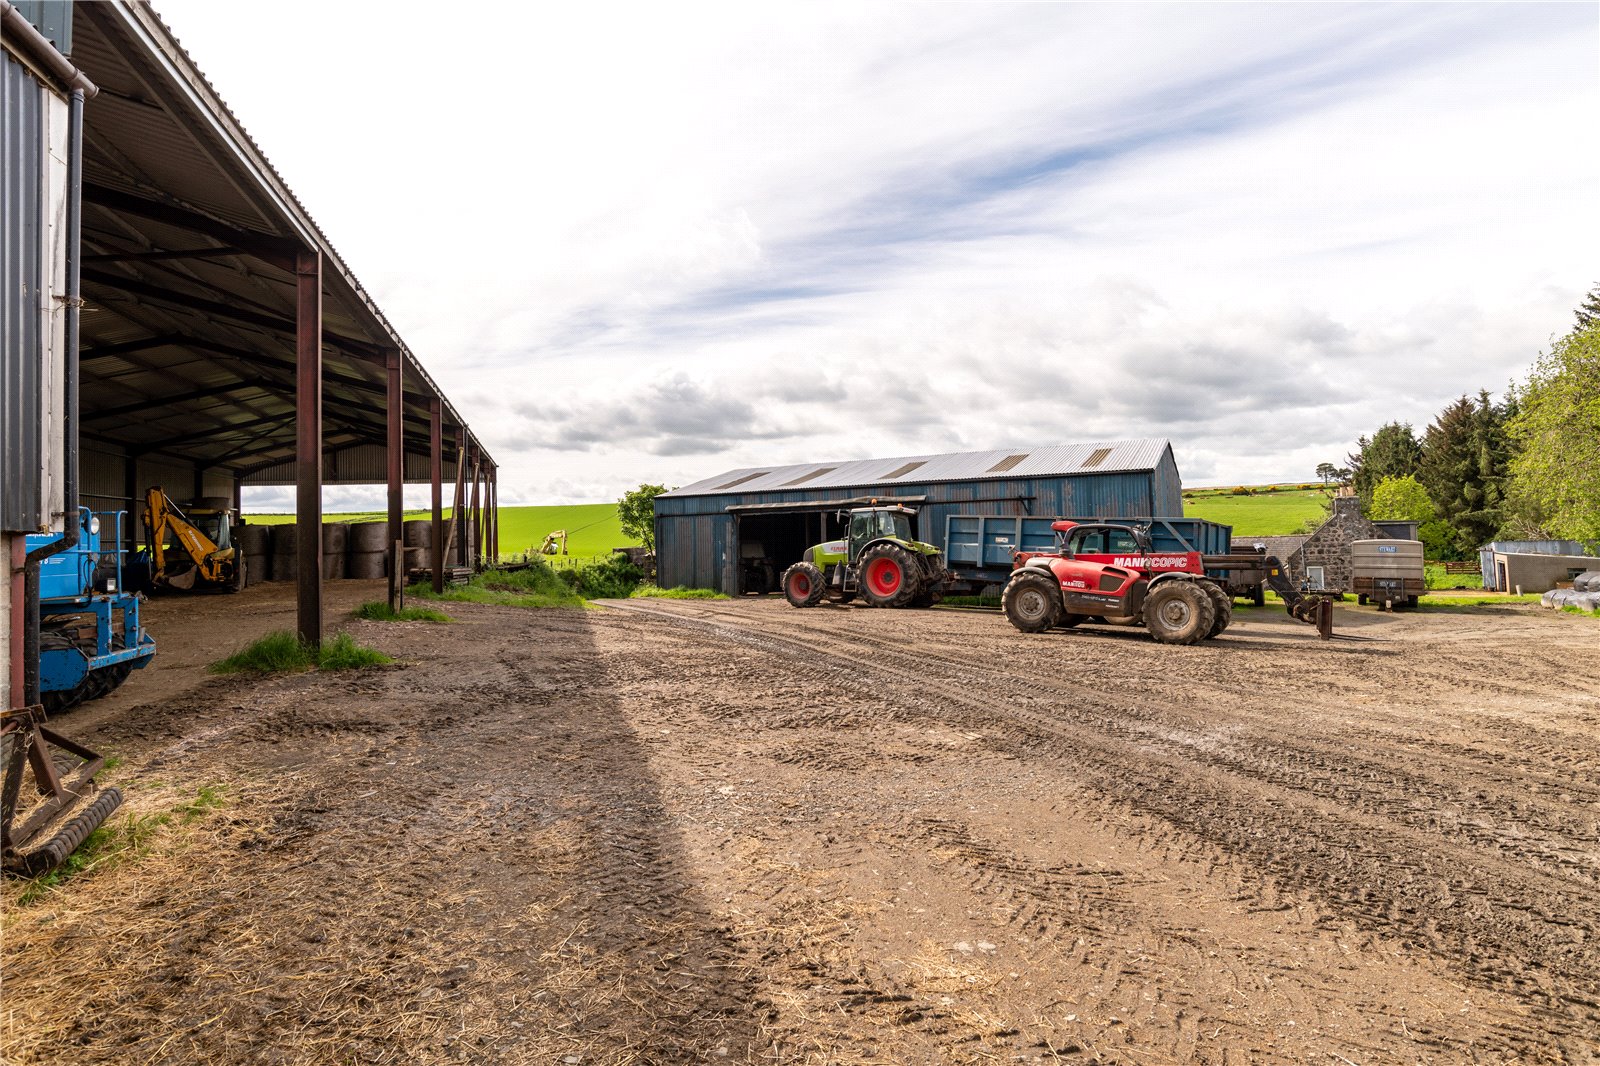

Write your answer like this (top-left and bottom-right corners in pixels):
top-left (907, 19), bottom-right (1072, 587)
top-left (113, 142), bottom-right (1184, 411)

top-left (1002, 569), bottom-right (1061, 633)
top-left (1202, 581), bottom-right (1232, 638)
top-left (858, 543), bottom-right (922, 608)
top-left (1143, 580), bottom-right (1215, 645)
top-left (781, 562), bottom-right (826, 608)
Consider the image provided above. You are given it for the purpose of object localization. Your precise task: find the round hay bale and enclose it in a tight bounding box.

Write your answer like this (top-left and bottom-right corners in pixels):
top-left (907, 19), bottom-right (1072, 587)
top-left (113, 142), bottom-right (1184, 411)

top-left (1572, 571), bottom-right (1600, 592)
top-left (321, 522), bottom-right (349, 555)
top-left (237, 525), bottom-right (271, 555)
top-left (271, 553), bottom-right (296, 581)
top-left (349, 520), bottom-right (390, 553)
top-left (270, 524), bottom-right (297, 554)
top-left (403, 519), bottom-right (433, 548)
top-left (347, 551), bottom-right (387, 579)
top-left (321, 550), bottom-right (344, 580)
top-left (245, 554), bottom-right (268, 586)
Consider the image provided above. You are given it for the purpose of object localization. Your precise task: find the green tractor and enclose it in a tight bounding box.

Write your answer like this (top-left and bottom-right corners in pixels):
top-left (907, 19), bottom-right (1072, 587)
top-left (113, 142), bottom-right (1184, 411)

top-left (780, 505), bottom-right (948, 609)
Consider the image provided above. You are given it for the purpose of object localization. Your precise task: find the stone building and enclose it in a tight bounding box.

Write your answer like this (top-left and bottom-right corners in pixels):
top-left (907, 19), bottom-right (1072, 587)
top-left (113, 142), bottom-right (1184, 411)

top-left (1286, 497), bottom-right (1389, 591)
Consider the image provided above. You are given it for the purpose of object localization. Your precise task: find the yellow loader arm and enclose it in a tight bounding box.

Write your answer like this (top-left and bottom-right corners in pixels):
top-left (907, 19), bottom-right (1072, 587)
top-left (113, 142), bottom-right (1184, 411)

top-left (144, 486), bottom-right (233, 586)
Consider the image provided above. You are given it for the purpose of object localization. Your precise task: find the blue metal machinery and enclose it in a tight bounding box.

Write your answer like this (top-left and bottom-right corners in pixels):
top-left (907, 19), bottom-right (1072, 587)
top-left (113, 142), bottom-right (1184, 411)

top-left (24, 507), bottom-right (156, 713)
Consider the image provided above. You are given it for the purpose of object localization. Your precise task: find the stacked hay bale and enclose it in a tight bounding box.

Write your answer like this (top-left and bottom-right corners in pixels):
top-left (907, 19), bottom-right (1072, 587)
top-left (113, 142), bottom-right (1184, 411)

top-left (321, 523), bottom-right (348, 579)
top-left (348, 521), bottom-right (389, 579)
top-left (270, 524), bottom-right (296, 581)
top-left (238, 525), bottom-right (270, 586)
top-left (403, 520), bottom-right (433, 577)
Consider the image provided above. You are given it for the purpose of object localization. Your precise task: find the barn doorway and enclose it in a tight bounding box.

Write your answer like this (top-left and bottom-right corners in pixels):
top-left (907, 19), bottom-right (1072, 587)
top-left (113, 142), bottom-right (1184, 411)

top-left (733, 511), bottom-right (846, 595)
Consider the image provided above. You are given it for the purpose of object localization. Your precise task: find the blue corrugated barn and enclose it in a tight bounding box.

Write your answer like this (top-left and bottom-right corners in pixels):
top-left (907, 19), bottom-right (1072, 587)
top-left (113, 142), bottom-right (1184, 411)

top-left (654, 439), bottom-right (1184, 593)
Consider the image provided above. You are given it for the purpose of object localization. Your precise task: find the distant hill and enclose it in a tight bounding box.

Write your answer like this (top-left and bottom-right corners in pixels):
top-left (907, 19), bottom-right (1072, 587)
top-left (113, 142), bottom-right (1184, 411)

top-left (1180, 484), bottom-right (1329, 536)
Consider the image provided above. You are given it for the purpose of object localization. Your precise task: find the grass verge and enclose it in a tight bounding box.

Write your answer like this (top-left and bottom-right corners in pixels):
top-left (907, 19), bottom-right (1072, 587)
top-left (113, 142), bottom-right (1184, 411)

top-left (209, 630), bottom-right (393, 674)
top-left (354, 600), bottom-right (451, 623)
top-left (409, 563), bottom-right (585, 610)
top-left (1416, 593), bottom-right (1543, 610)
top-left (629, 585), bottom-right (728, 600)
top-left (14, 785), bottom-right (227, 905)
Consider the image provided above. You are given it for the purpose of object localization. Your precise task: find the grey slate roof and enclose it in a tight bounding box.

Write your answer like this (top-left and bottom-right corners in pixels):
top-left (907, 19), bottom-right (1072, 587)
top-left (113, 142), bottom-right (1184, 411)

top-left (662, 439), bottom-right (1172, 498)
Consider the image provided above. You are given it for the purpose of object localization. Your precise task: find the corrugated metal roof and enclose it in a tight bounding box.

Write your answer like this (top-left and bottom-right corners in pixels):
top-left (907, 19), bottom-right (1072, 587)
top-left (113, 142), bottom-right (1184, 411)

top-left (662, 439), bottom-right (1172, 498)
top-left (57, 3), bottom-right (490, 485)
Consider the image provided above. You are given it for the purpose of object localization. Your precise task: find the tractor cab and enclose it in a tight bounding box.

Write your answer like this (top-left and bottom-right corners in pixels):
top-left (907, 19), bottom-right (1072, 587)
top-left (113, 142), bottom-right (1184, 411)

top-left (845, 506), bottom-right (917, 557)
top-left (1051, 520), bottom-right (1150, 558)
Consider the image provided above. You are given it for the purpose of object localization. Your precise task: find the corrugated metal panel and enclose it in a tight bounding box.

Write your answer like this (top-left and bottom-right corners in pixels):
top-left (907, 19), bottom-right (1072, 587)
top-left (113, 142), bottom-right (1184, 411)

top-left (662, 439), bottom-right (1172, 499)
top-left (10, 3), bottom-right (73, 54)
top-left (1, 55), bottom-right (44, 531)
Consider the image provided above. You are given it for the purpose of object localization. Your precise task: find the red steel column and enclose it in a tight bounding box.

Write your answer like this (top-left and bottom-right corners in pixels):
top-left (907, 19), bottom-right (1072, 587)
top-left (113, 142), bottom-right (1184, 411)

top-left (453, 427), bottom-right (468, 569)
top-left (468, 445), bottom-right (482, 571)
top-left (430, 398), bottom-right (444, 595)
top-left (385, 349), bottom-right (404, 610)
top-left (488, 464), bottom-right (498, 565)
top-left (295, 249), bottom-right (323, 647)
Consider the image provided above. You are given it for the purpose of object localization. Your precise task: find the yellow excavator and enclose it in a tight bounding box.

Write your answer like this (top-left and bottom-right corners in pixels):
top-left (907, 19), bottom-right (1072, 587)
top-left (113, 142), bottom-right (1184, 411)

top-left (132, 486), bottom-right (245, 592)
top-left (539, 529), bottom-right (569, 556)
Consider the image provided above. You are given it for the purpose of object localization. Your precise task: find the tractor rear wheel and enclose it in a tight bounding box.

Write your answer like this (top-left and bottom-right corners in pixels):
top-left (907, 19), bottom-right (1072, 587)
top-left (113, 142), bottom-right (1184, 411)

top-left (858, 544), bottom-right (922, 608)
top-left (781, 562), bottom-right (826, 608)
top-left (1202, 581), bottom-right (1232, 638)
top-left (1002, 570), bottom-right (1061, 633)
top-left (1143, 581), bottom-right (1215, 645)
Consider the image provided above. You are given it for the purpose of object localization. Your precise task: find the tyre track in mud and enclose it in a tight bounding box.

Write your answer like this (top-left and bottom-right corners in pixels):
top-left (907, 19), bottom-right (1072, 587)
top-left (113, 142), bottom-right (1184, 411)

top-left (604, 599), bottom-right (1600, 1055)
top-left (626, 601), bottom-right (1600, 887)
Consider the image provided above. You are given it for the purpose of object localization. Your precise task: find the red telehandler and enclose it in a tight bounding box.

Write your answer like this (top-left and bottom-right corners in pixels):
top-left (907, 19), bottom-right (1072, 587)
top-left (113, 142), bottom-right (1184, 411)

top-left (1001, 520), bottom-right (1333, 644)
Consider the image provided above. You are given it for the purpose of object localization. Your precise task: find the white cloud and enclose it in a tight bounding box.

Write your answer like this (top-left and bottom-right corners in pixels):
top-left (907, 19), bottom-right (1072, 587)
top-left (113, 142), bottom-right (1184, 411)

top-left (153, 0), bottom-right (1599, 500)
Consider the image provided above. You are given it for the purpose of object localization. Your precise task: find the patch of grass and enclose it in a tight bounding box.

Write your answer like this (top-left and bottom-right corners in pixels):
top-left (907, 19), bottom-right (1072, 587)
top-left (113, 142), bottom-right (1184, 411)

top-left (15, 785), bottom-right (227, 905)
top-left (939, 595), bottom-right (1002, 609)
top-left (410, 562), bottom-right (586, 610)
top-left (1425, 564), bottom-right (1485, 590)
top-left (209, 630), bottom-right (316, 674)
top-left (1558, 604), bottom-right (1600, 617)
top-left (628, 585), bottom-right (729, 600)
top-left (353, 600), bottom-right (451, 623)
top-left (316, 632), bottom-right (394, 670)
top-left (209, 630), bottom-right (392, 674)
top-left (1416, 593), bottom-right (1543, 609)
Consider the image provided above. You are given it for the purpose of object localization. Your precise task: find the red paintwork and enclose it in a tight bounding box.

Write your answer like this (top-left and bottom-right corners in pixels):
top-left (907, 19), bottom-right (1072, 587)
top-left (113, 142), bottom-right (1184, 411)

top-left (1013, 525), bottom-right (1205, 611)
top-left (789, 571), bottom-right (811, 596)
top-left (865, 557), bottom-right (901, 595)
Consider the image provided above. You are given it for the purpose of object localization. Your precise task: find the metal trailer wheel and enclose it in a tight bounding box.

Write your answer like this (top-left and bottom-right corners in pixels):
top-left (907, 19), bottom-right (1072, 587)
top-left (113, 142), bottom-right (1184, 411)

top-left (1002, 570), bottom-right (1061, 633)
top-left (857, 543), bottom-right (922, 608)
top-left (1143, 581), bottom-right (1216, 645)
top-left (780, 562), bottom-right (826, 608)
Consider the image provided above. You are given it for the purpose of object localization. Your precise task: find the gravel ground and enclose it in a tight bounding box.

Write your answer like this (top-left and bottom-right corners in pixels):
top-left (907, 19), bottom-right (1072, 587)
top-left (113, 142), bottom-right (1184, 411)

top-left (3, 587), bottom-right (1597, 1064)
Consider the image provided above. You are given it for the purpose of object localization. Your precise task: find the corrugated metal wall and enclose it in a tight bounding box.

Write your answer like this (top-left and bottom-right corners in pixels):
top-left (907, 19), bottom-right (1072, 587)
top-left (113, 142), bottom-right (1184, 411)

top-left (1, 54), bottom-right (45, 532)
top-left (656, 468), bottom-right (1172, 592)
top-left (245, 444), bottom-right (457, 486)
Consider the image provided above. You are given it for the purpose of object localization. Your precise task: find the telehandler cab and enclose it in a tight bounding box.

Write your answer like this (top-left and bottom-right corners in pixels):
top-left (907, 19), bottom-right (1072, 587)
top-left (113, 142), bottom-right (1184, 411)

top-left (781, 505), bottom-right (949, 609)
top-left (1002, 520), bottom-right (1333, 644)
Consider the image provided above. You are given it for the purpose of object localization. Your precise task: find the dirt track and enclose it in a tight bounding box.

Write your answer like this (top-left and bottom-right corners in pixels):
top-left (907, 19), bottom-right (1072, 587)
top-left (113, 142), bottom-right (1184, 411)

top-left (4, 588), bottom-right (1598, 1064)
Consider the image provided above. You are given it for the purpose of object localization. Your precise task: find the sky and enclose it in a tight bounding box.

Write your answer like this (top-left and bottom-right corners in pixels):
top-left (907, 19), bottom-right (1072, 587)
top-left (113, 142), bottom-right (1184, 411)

top-left (148, 1), bottom-right (1600, 509)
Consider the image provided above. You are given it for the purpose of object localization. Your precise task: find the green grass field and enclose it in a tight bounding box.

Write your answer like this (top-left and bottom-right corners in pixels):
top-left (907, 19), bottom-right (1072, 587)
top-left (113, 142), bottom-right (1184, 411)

top-left (1180, 484), bottom-right (1329, 535)
top-left (247, 503), bottom-right (633, 560)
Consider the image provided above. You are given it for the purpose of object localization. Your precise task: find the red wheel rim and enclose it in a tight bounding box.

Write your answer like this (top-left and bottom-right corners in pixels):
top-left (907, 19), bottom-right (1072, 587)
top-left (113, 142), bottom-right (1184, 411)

top-left (866, 558), bottom-right (901, 595)
top-left (790, 573), bottom-right (810, 596)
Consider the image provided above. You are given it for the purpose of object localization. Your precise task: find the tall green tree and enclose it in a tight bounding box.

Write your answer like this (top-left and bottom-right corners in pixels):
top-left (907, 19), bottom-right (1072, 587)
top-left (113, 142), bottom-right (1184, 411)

top-left (1417, 392), bottom-right (1512, 553)
top-left (1348, 422), bottom-right (1422, 503)
top-left (1506, 323), bottom-right (1600, 539)
top-left (617, 483), bottom-right (668, 552)
top-left (1575, 283), bottom-right (1600, 331)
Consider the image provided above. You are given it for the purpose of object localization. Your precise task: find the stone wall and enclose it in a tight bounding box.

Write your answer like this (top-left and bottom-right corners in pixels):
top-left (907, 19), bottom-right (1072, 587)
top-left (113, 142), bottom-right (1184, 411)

top-left (1286, 497), bottom-right (1386, 591)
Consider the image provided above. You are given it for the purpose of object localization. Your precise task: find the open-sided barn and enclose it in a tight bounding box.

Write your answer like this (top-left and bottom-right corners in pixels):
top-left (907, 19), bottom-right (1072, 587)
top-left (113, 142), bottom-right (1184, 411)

top-left (654, 439), bottom-right (1182, 594)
